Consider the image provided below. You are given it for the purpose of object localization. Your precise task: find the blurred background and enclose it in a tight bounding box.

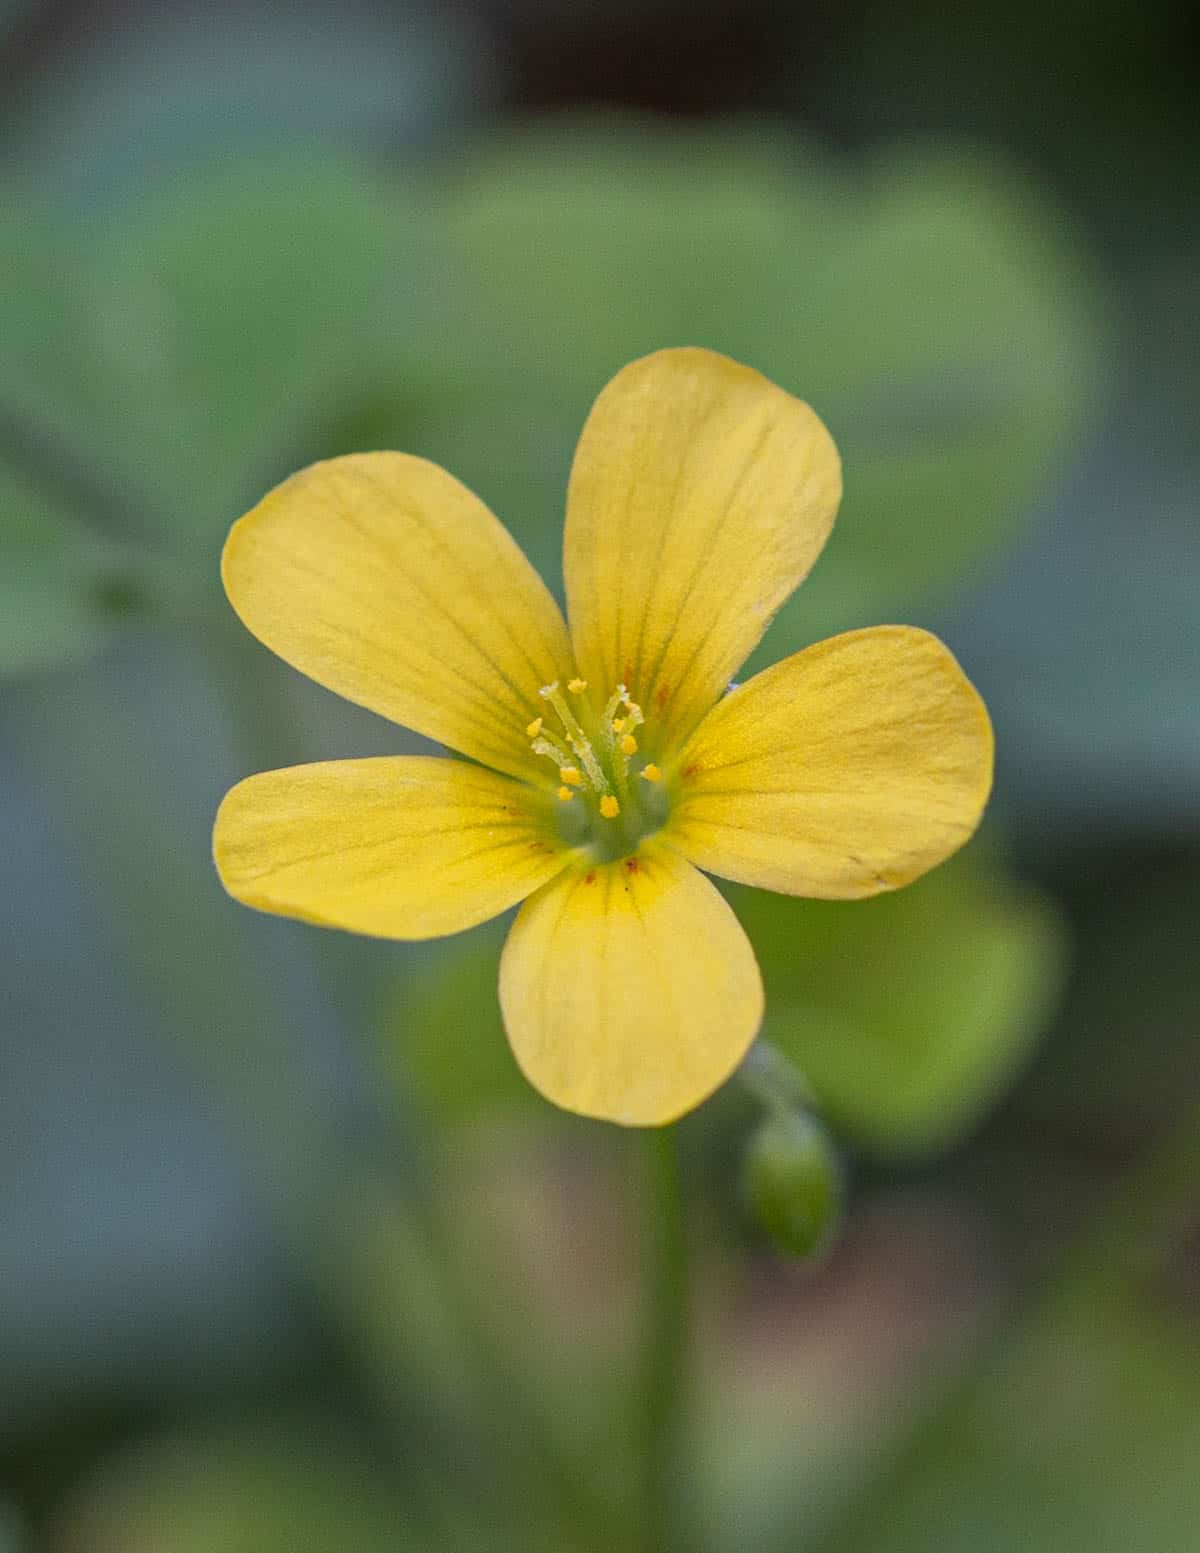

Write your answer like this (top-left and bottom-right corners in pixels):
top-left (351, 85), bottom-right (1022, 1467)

top-left (2, 1), bottom-right (1198, 1549)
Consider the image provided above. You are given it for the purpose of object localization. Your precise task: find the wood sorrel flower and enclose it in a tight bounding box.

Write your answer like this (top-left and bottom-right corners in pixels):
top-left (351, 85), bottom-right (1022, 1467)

top-left (214, 348), bottom-right (993, 1126)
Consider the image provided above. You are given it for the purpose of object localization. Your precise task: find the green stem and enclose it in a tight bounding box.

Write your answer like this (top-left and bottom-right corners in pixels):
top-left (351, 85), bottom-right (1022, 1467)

top-left (638, 1126), bottom-right (689, 1553)
top-left (739, 1038), bottom-right (818, 1116)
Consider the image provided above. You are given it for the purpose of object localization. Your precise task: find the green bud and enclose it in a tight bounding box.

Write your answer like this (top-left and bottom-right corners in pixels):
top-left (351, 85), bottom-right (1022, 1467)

top-left (743, 1110), bottom-right (844, 1261)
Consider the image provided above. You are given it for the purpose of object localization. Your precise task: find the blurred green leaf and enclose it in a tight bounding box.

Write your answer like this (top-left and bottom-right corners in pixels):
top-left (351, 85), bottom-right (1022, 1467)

top-left (730, 847), bottom-right (1067, 1158)
top-left (53, 1417), bottom-right (440, 1553)
top-left (0, 207), bottom-right (168, 672)
top-left (0, 209), bottom-right (175, 671)
top-left (426, 122), bottom-right (1103, 635)
top-left (0, 162), bottom-right (464, 672)
top-left (87, 160), bottom-right (459, 553)
top-left (821, 1101), bottom-right (1200, 1553)
top-left (387, 846), bottom-right (1063, 1152)
top-left (0, 208), bottom-right (131, 499)
top-left (0, 121), bottom-right (1102, 681)
top-left (0, 462), bottom-right (150, 674)
top-left (336, 1169), bottom-right (626, 1552)
top-left (386, 918), bottom-right (538, 1125)
top-left (829, 1287), bottom-right (1200, 1553)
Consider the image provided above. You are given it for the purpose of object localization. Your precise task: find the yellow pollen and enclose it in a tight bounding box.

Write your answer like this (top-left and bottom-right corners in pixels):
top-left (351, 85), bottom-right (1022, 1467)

top-left (612, 717), bottom-right (627, 733)
top-left (620, 733), bottom-right (638, 756)
top-left (567, 677), bottom-right (588, 694)
top-left (599, 795), bottom-right (620, 819)
top-left (557, 785), bottom-right (573, 802)
top-left (642, 763), bottom-right (662, 783)
top-left (559, 766), bottom-right (583, 786)
top-left (525, 716), bottom-right (543, 738)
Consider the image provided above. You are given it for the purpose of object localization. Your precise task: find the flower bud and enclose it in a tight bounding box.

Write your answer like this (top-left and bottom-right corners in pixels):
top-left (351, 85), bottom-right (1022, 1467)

top-left (743, 1110), bottom-right (843, 1261)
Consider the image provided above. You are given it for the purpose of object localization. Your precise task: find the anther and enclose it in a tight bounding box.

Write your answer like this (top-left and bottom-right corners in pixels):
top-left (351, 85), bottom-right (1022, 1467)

top-left (557, 785), bottom-right (574, 802)
top-left (612, 717), bottom-right (627, 734)
top-left (567, 677), bottom-right (588, 694)
top-left (642, 764), bottom-right (662, 783)
top-left (559, 766), bottom-right (583, 787)
top-left (620, 733), bottom-right (638, 756)
top-left (599, 795), bottom-right (620, 819)
top-left (525, 716), bottom-right (543, 738)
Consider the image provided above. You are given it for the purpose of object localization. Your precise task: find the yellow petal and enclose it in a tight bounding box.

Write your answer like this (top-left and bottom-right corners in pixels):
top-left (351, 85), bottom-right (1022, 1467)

top-left (499, 845), bottom-right (763, 1125)
top-left (214, 756), bottom-right (566, 940)
top-left (672, 627), bottom-right (993, 899)
top-left (563, 348), bottom-right (841, 746)
top-left (223, 453), bottom-right (572, 783)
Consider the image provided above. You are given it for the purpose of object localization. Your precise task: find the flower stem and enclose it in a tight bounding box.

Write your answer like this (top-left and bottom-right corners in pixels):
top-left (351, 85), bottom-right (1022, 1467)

top-left (638, 1125), bottom-right (689, 1553)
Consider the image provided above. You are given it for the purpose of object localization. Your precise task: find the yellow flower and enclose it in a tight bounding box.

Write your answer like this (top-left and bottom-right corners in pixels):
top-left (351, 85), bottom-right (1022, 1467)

top-left (214, 348), bottom-right (993, 1126)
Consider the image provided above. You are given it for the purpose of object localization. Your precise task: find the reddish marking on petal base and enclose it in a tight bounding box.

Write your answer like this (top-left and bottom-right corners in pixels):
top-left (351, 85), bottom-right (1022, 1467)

top-left (584, 871), bottom-right (596, 885)
top-left (624, 856), bottom-right (639, 874)
top-left (623, 662), bottom-right (634, 686)
top-left (682, 763), bottom-right (701, 781)
top-left (656, 683), bottom-right (670, 710)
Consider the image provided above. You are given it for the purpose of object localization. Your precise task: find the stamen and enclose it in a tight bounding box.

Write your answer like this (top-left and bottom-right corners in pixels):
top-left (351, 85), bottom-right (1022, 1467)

top-left (600, 687), bottom-right (641, 773)
top-left (618, 686), bottom-right (644, 729)
top-left (529, 679), bottom-right (661, 835)
top-left (540, 682), bottom-right (607, 795)
top-left (532, 733), bottom-right (575, 769)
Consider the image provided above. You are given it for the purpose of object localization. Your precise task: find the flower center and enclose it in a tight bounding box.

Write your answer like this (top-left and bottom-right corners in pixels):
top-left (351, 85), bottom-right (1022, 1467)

top-left (527, 678), bottom-right (669, 860)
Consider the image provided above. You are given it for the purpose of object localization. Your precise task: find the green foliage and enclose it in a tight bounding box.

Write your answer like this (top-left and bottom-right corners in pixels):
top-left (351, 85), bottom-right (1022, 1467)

top-left (0, 209), bottom-right (124, 500)
top-left (0, 164), bottom-right (459, 668)
top-left (390, 918), bottom-right (539, 1125)
top-left (830, 1286), bottom-right (1200, 1553)
top-left (0, 462), bottom-right (144, 673)
top-left (0, 122), bottom-right (1101, 676)
top-left (389, 846), bottom-right (1064, 1157)
top-left (822, 1095), bottom-right (1200, 1553)
top-left (730, 848), bottom-right (1067, 1159)
top-left (55, 1418), bottom-right (441, 1553)
top-left (429, 122), bottom-right (1103, 641)
top-left (88, 161), bottom-right (460, 552)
